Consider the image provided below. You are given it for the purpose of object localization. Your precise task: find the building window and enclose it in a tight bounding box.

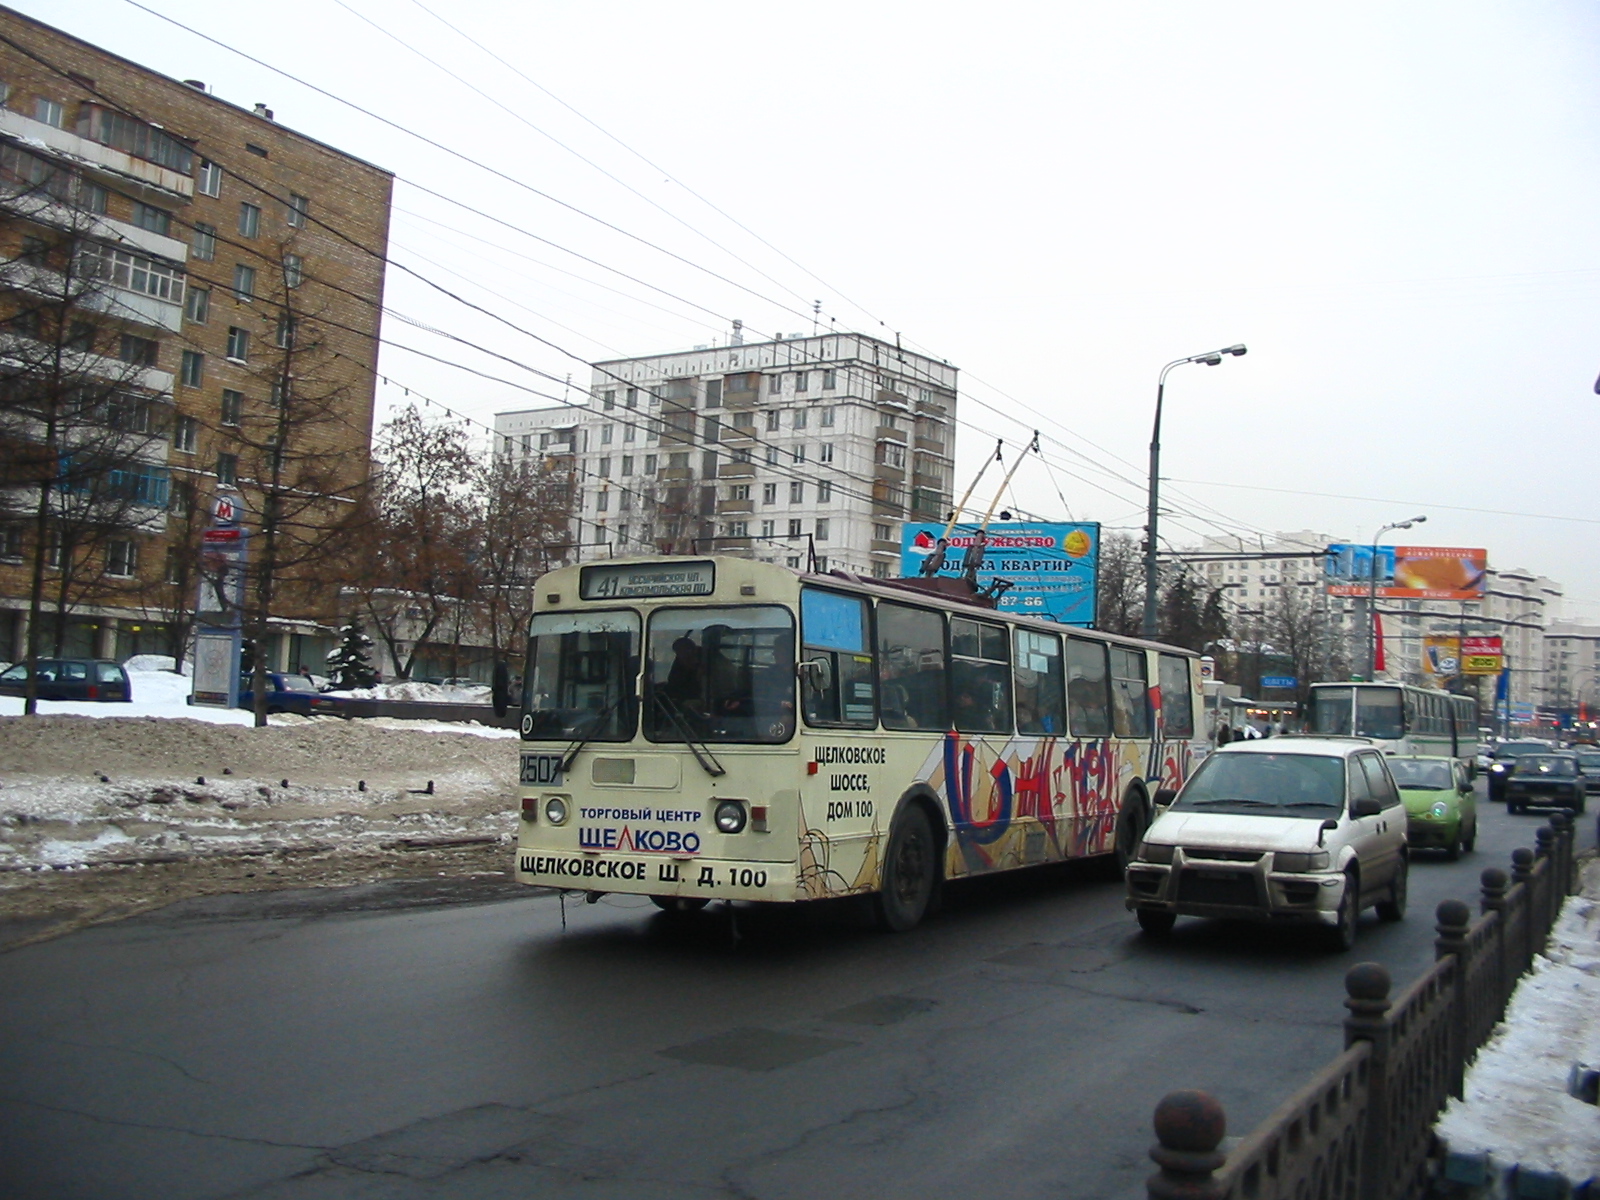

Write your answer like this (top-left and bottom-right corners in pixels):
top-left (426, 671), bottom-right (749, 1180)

top-left (705, 378), bottom-right (722, 408)
top-left (793, 409), bottom-right (807, 429)
top-left (287, 193), bottom-right (309, 228)
top-left (819, 443), bottom-right (834, 464)
top-left (233, 263), bottom-right (256, 300)
top-left (727, 521), bottom-right (748, 538)
top-left (600, 424), bottom-right (614, 445)
top-left (769, 374), bottom-right (782, 395)
top-left (192, 222), bottom-right (216, 261)
top-left (703, 415), bottom-right (721, 443)
top-left (275, 313), bottom-right (296, 349)
top-left (0, 524), bottom-right (22, 560)
top-left (226, 326), bottom-right (249, 361)
top-left (644, 454), bottom-right (658, 474)
top-left (620, 454), bottom-right (634, 475)
top-left (284, 253), bottom-right (303, 288)
top-left (786, 555), bottom-right (801, 569)
top-left (132, 202), bottom-right (170, 236)
top-left (602, 390), bottom-right (615, 410)
top-left (795, 372), bottom-right (808, 393)
top-left (77, 244), bottom-right (186, 304)
top-left (216, 453), bottom-right (238, 485)
top-left (596, 490), bottom-right (609, 513)
top-left (270, 378), bottom-right (289, 407)
top-left (818, 480), bottom-right (833, 502)
top-left (174, 415), bottom-right (197, 453)
top-left (180, 350), bottom-right (204, 387)
top-left (65, 321), bottom-right (96, 353)
top-left (879, 442), bottom-right (906, 469)
top-left (197, 159), bottom-right (222, 197)
top-left (597, 457), bottom-right (612, 478)
top-left (238, 202), bottom-right (261, 238)
top-left (220, 389), bottom-right (243, 426)
top-left (820, 407), bottom-right (835, 427)
top-left (762, 483), bottom-right (778, 505)
top-left (790, 481), bottom-right (804, 503)
top-left (815, 519), bottom-right (830, 542)
top-left (765, 446), bottom-right (780, 466)
top-left (793, 445), bottom-right (807, 464)
top-left (626, 387), bottom-right (638, 408)
top-left (616, 524), bottom-right (630, 545)
top-left (765, 410), bottom-right (780, 432)
top-left (107, 539), bottom-right (137, 578)
top-left (729, 483), bottom-right (750, 501)
top-left (45, 532), bottom-right (62, 569)
top-left (669, 451), bottom-right (689, 470)
top-left (119, 334), bottom-right (157, 366)
top-left (760, 519), bottom-right (775, 539)
top-left (34, 97), bottom-right (64, 128)
top-left (823, 369), bottom-right (836, 390)
top-left (788, 519), bottom-right (802, 537)
top-left (622, 423), bottom-right (635, 444)
top-left (80, 181), bottom-right (108, 215)
top-left (874, 523), bottom-right (892, 542)
top-left (185, 286), bottom-right (210, 324)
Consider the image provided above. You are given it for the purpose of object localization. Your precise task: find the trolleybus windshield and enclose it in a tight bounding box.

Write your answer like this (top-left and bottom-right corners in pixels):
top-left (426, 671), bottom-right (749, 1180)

top-left (642, 605), bottom-right (795, 744)
top-left (522, 610), bottom-right (640, 740)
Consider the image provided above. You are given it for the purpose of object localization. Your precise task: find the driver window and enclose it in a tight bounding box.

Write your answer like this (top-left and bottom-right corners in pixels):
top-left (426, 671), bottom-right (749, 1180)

top-left (799, 588), bottom-right (875, 728)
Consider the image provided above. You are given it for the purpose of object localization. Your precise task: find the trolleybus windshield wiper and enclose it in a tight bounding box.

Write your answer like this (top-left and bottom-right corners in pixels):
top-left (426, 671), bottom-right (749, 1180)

top-left (650, 690), bottom-right (726, 778)
top-left (560, 698), bottom-right (626, 773)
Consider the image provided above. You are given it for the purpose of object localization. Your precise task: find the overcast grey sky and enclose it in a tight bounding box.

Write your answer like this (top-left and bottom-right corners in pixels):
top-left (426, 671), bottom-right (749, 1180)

top-left (24, 1), bottom-right (1600, 612)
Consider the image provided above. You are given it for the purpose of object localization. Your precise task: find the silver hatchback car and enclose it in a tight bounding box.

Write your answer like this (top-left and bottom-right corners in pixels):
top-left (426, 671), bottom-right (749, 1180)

top-left (1125, 737), bottom-right (1409, 950)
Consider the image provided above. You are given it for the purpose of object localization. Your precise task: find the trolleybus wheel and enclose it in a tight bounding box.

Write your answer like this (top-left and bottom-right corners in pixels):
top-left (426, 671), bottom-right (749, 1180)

top-left (874, 805), bottom-right (937, 932)
top-left (650, 896), bottom-right (710, 915)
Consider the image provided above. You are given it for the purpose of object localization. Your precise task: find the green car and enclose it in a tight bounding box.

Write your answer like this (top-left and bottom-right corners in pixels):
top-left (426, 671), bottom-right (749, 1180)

top-left (1388, 756), bottom-right (1477, 859)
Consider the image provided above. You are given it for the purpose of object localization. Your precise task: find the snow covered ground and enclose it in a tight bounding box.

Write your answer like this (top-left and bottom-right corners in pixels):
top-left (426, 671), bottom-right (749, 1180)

top-left (1435, 859), bottom-right (1600, 1190)
top-left (0, 663), bottom-right (520, 879)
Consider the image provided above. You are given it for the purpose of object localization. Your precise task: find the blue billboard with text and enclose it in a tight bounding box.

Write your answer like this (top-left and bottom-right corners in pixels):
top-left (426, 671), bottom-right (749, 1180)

top-left (900, 522), bottom-right (1099, 626)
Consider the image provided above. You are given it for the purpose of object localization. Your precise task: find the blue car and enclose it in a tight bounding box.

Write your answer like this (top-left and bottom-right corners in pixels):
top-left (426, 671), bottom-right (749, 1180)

top-left (237, 673), bottom-right (351, 716)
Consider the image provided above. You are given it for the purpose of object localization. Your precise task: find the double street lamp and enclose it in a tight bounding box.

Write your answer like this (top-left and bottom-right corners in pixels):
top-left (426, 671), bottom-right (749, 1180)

top-left (1365, 515), bottom-right (1426, 678)
top-left (1142, 345), bottom-right (1248, 639)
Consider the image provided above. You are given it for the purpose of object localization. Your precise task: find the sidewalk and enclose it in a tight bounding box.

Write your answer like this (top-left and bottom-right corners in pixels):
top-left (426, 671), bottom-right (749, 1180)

top-left (1434, 856), bottom-right (1600, 1194)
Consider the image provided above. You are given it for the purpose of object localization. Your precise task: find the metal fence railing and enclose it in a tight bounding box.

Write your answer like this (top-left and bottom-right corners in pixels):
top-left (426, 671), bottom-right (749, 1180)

top-left (1144, 813), bottom-right (1581, 1200)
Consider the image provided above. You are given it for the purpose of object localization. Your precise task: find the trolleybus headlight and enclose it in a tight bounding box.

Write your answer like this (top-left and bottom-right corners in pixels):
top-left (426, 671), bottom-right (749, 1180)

top-left (545, 797), bottom-right (569, 825)
top-left (714, 800), bottom-right (747, 834)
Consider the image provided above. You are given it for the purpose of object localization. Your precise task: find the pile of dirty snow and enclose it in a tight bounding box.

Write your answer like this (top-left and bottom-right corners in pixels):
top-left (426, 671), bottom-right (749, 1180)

top-left (1434, 859), bottom-right (1600, 1189)
top-left (326, 680), bottom-right (491, 702)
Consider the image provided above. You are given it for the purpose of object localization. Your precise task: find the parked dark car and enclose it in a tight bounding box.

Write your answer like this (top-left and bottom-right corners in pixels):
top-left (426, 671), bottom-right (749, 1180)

top-left (237, 672), bottom-right (351, 716)
top-left (1503, 752), bottom-right (1586, 815)
top-left (1485, 739), bottom-right (1553, 802)
top-left (0, 658), bottom-right (132, 702)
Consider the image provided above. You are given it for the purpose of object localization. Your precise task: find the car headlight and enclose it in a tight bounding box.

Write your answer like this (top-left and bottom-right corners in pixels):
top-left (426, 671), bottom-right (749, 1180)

top-left (714, 800), bottom-right (747, 834)
top-left (1135, 841), bottom-right (1174, 864)
top-left (544, 797), bottom-right (569, 825)
top-left (1430, 800), bottom-right (1450, 818)
top-left (1490, 763), bottom-right (1507, 774)
top-left (1275, 851), bottom-right (1331, 873)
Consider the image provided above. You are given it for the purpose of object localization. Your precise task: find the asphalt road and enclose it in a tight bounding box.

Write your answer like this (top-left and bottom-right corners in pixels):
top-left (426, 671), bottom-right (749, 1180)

top-left (1, 784), bottom-right (1590, 1200)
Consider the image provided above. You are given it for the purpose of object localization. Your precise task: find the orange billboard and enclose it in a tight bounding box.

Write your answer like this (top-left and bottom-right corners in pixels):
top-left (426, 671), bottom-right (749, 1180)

top-left (1325, 545), bottom-right (1488, 600)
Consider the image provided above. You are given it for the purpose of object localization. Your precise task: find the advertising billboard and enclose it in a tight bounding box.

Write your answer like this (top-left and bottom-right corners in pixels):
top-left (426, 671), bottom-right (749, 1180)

top-left (900, 522), bottom-right (1099, 626)
top-left (1461, 635), bottom-right (1504, 676)
top-left (1421, 635), bottom-right (1460, 676)
top-left (1324, 544), bottom-right (1487, 600)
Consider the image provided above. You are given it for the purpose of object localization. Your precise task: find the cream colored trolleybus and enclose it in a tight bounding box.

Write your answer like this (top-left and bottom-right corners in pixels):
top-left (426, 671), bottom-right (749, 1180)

top-left (512, 555), bottom-right (1205, 930)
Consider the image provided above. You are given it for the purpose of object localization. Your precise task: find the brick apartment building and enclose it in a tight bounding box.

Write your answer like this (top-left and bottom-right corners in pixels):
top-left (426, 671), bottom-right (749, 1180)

top-left (0, 6), bottom-right (391, 671)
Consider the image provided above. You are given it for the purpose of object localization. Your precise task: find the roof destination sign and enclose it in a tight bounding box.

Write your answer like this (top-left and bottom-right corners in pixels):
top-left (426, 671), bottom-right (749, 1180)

top-left (581, 561), bottom-right (716, 600)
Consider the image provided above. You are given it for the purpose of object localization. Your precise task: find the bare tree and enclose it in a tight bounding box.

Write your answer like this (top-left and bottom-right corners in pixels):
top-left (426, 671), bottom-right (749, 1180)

top-left (0, 147), bottom-right (177, 712)
top-left (1094, 532), bottom-right (1145, 637)
top-left (475, 449), bottom-right (575, 661)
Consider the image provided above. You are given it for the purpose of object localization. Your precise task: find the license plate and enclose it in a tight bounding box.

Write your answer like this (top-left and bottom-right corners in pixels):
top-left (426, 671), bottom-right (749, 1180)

top-left (520, 753), bottom-right (564, 786)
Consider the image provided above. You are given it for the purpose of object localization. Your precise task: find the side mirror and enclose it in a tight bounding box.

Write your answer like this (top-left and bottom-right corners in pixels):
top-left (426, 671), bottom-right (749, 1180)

top-left (491, 659), bottom-right (510, 718)
top-left (1317, 818), bottom-right (1339, 847)
top-left (1459, 783), bottom-right (1472, 796)
top-left (797, 657), bottom-right (832, 692)
top-left (1351, 797), bottom-right (1383, 818)
top-left (1153, 788), bottom-right (1178, 810)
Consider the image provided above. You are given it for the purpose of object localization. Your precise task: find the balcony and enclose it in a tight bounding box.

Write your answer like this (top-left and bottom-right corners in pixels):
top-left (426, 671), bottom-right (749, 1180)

top-left (0, 110), bottom-right (194, 201)
top-left (657, 466), bottom-right (694, 482)
top-left (914, 435), bottom-right (947, 455)
top-left (874, 463), bottom-right (907, 485)
top-left (717, 498), bottom-right (754, 514)
top-left (719, 461), bottom-right (756, 478)
top-left (875, 425), bottom-right (907, 442)
top-left (871, 540), bottom-right (903, 556)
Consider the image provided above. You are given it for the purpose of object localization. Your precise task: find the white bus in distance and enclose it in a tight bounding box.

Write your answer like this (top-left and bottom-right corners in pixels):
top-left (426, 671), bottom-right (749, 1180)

top-left (512, 556), bottom-right (1206, 930)
top-left (1307, 681), bottom-right (1478, 773)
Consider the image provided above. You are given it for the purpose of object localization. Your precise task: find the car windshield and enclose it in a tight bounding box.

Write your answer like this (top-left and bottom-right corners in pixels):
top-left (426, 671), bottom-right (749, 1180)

top-left (280, 676), bottom-right (319, 692)
top-left (1387, 759), bottom-right (1453, 790)
top-left (0, 663), bottom-right (26, 682)
top-left (1575, 752), bottom-right (1600, 769)
top-left (1171, 752), bottom-right (1346, 818)
top-left (1520, 756), bottom-right (1576, 777)
top-left (522, 610), bottom-right (641, 741)
top-left (1495, 742), bottom-right (1548, 758)
top-left (643, 606), bottom-right (795, 744)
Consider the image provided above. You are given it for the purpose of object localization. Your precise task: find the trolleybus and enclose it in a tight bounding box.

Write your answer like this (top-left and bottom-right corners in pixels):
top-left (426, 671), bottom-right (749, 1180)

top-left (1308, 681), bottom-right (1477, 771)
top-left (511, 556), bottom-right (1205, 929)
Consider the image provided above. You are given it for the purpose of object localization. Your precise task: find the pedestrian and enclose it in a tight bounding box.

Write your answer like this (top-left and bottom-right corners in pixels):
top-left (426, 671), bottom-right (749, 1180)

top-left (1216, 720), bottom-right (1232, 747)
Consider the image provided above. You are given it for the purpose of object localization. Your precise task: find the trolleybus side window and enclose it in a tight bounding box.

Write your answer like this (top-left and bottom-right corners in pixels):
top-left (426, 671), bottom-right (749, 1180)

top-left (876, 602), bottom-right (948, 731)
top-left (1312, 686), bottom-right (1353, 734)
top-left (642, 606), bottom-right (795, 744)
top-left (799, 587), bottom-right (876, 728)
top-left (1014, 629), bottom-right (1066, 736)
top-left (1065, 636), bottom-right (1112, 737)
top-left (522, 610), bottom-right (640, 740)
top-left (950, 616), bottom-right (1012, 734)
top-left (1109, 646), bottom-right (1151, 738)
top-left (1158, 654), bottom-right (1194, 738)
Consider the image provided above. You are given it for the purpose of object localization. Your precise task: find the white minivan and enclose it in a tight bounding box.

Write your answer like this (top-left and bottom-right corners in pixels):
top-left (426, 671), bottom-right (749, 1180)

top-left (1125, 737), bottom-right (1408, 950)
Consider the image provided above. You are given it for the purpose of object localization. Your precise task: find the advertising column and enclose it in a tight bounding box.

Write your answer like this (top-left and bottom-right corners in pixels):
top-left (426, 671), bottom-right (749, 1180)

top-left (190, 493), bottom-right (249, 708)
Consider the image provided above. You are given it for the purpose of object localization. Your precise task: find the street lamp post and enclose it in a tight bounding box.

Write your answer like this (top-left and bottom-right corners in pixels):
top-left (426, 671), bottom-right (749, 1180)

top-left (1142, 344), bottom-right (1247, 639)
top-left (1365, 515), bottom-right (1426, 678)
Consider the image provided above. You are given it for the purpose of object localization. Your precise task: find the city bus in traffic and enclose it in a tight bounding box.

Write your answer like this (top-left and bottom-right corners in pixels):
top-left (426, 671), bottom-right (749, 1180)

top-left (1307, 681), bottom-right (1477, 771)
top-left (510, 555), bottom-right (1205, 929)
